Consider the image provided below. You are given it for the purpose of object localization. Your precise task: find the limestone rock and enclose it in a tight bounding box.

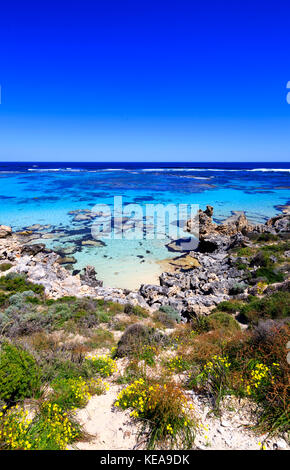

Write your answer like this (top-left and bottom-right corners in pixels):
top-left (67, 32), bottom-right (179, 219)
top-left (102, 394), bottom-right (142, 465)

top-left (0, 225), bottom-right (12, 238)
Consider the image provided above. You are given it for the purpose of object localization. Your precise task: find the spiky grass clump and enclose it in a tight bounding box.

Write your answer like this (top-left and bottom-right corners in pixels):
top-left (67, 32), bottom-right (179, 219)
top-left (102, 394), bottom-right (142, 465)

top-left (115, 378), bottom-right (197, 449)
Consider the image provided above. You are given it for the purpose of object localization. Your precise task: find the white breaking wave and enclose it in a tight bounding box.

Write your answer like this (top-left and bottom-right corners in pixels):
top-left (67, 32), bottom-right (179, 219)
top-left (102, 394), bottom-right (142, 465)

top-left (248, 168), bottom-right (290, 173)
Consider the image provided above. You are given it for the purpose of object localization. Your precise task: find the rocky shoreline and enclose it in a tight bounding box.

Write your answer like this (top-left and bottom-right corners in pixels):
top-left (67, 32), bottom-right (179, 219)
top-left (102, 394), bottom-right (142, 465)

top-left (0, 207), bottom-right (289, 319)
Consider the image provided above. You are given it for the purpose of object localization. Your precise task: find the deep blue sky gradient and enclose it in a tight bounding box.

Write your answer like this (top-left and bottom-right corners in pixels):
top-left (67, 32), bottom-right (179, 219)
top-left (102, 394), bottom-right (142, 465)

top-left (0, 1), bottom-right (290, 161)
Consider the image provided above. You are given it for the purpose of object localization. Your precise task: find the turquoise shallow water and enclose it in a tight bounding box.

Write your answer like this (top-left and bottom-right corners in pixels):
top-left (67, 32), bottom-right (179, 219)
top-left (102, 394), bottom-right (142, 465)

top-left (0, 163), bottom-right (289, 288)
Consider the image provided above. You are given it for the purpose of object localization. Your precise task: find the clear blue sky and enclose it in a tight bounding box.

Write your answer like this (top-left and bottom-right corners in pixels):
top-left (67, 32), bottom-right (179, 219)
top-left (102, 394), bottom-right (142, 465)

top-left (0, 0), bottom-right (290, 162)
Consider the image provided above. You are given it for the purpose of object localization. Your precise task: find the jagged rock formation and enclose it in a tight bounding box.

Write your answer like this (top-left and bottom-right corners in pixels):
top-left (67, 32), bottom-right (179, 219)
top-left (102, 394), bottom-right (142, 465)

top-left (0, 225), bottom-right (12, 238)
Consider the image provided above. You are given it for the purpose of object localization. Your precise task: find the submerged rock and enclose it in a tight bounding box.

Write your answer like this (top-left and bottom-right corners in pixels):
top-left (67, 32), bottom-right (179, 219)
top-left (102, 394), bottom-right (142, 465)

top-left (57, 256), bottom-right (77, 265)
top-left (21, 244), bottom-right (47, 256)
top-left (81, 239), bottom-right (104, 247)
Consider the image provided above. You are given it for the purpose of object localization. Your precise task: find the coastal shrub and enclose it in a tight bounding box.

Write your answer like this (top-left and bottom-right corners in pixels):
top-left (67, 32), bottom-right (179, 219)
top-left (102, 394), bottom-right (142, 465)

top-left (50, 376), bottom-right (109, 409)
top-left (207, 312), bottom-right (240, 332)
top-left (115, 379), bottom-right (196, 449)
top-left (229, 282), bottom-right (247, 295)
top-left (230, 324), bottom-right (290, 434)
top-left (0, 263), bottom-right (12, 272)
top-left (190, 355), bottom-right (232, 411)
top-left (166, 355), bottom-right (191, 373)
top-left (138, 344), bottom-right (158, 366)
top-left (178, 328), bottom-right (245, 366)
top-left (84, 328), bottom-right (114, 350)
top-left (153, 305), bottom-right (181, 328)
top-left (261, 240), bottom-right (290, 254)
top-left (124, 303), bottom-right (148, 318)
top-left (159, 305), bottom-right (181, 320)
top-left (188, 315), bottom-right (210, 334)
top-left (41, 358), bottom-right (87, 383)
top-left (0, 293), bottom-right (9, 307)
top-left (8, 290), bottom-right (36, 305)
top-left (254, 267), bottom-right (284, 284)
top-left (235, 261), bottom-right (249, 271)
top-left (30, 402), bottom-right (82, 450)
top-left (0, 302), bottom-right (53, 337)
top-left (256, 233), bottom-right (279, 242)
top-left (250, 251), bottom-right (274, 268)
top-left (0, 404), bottom-right (34, 449)
top-left (84, 354), bottom-right (117, 377)
top-left (0, 342), bottom-right (41, 402)
top-left (116, 358), bottom-right (148, 385)
top-left (0, 402), bottom-right (81, 450)
top-left (114, 324), bottom-right (168, 358)
top-left (244, 360), bottom-right (279, 400)
top-left (236, 247), bottom-right (254, 257)
top-left (213, 300), bottom-right (243, 314)
top-left (45, 300), bottom-right (109, 331)
top-left (239, 292), bottom-right (290, 323)
top-left (0, 273), bottom-right (44, 295)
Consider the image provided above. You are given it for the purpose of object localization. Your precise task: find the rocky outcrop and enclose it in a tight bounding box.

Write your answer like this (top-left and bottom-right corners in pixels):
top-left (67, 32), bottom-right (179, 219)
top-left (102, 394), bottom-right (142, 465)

top-left (186, 206), bottom-right (254, 239)
top-left (265, 213), bottom-right (290, 233)
top-left (0, 225), bottom-right (12, 238)
top-left (139, 250), bottom-right (247, 317)
top-left (80, 265), bottom-right (103, 288)
top-left (185, 207), bottom-right (254, 253)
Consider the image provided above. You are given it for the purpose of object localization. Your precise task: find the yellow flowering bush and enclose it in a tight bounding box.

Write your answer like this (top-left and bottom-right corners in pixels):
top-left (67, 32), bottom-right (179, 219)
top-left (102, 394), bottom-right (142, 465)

top-left (85, 354), bottom-right (117, 377)
top-left (256, 281), bottom-right (267, 295)
top-left (0, 402), bottom-right (81, 450)
top-left (167, 355), bottom-right (191, 373)
top-left (33, 402), bottom-right (81, 449)
top-left (51, 376), bottom-right (109, 409)
top-left (115, 378), bottom-right (196, 449)
top-left (191, 355), bottom-right (231, 411)
top-left (202, 355), bottom-right (231, 377)
top-left (0, 404), bottom-right (33, 450)
top-left (138, 345), bottom-right (157, 366)
top-left (245, 361), bottom-right (279, 398)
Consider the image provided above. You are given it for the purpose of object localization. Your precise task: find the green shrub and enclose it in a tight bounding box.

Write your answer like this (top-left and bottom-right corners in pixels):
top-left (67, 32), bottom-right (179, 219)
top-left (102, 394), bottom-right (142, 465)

top-left (114, 323), bottom-right (168, 358)
top-left (0, 343), bottom-right (42, 402)
top-left (154, 305), bottom-right (181, 327)
top-left (236, 247), bottom-right (254, 257)
top-left (229, 282), bottom-right (247, 295)
top-left (115, 379), bottom-right (197, 449)
top-left (0, 263), bottom-right (12, 272)
top-left (207, 312), bottom-right (240, 332)
top-left (239, 292), bottom-right (290, 324)
top-left (190, 355), bottom-right (232, 412)
top-left (0, 274), bottom-right (44, 295)
top-left (213, 300), bottom-right (243, 314)
top-left (124, 303), bottom-right (148, 318)
top-left (84, 354), bottom-right (117, 377)
top-left (189, 315), bottom-right (210, 334)
top-left (256, 233), bottom-right (279, 242)
top-left (50, 376), bottom-right (108, 409)
top-left (254, 267), bottom-right (284, 284)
